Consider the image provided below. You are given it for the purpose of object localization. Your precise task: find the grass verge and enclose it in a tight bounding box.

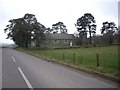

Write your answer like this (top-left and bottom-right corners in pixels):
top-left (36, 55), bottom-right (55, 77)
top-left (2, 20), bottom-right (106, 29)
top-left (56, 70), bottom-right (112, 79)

top-left (16, 45), bottom-right (119, 82)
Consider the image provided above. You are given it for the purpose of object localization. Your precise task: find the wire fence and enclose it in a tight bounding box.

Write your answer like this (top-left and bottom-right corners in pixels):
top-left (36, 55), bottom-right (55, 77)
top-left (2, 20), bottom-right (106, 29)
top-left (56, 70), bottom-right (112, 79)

top-left (59, 53), bottom-right (100, 69)
top-left (50, 52), bottom-right (118, 77)
top-left (27, 49), bottom-right (118, 77)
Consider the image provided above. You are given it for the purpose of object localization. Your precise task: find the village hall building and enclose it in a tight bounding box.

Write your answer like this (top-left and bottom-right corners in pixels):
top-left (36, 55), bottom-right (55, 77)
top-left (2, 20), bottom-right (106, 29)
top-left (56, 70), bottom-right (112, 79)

top-left (31, 33), bottom-right (76, 48)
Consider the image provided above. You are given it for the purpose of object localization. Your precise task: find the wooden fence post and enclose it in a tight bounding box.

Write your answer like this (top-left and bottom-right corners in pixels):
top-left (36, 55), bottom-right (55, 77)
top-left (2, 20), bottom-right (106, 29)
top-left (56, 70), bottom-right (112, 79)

top-left (73, 53), bottom-right (75, 64)
top-left (63, 54), bottom-right (65, 61)
top-left (96, 53), bottom-right (100, 68)
top-left (80, 56), bottom-right (82, 64)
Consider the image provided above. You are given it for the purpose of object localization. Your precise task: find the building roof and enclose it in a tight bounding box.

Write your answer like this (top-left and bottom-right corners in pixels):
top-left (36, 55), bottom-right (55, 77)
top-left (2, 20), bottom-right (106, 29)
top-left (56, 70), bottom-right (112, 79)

top-left (44, 33), bottom-right (75, 40)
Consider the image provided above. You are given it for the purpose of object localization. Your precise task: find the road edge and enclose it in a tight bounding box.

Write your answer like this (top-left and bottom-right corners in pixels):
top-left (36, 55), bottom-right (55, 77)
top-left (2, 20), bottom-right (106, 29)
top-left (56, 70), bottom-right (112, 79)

top-left (16, 49), bottom-right (120, 83)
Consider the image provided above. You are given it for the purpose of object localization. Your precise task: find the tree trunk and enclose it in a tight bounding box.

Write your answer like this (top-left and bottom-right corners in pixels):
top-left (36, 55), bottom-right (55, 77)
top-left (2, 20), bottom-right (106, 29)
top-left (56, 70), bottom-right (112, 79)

top-left (89, 31), bottom-right (92, 44)
top-left (89, 25), bottom-right (92, 45)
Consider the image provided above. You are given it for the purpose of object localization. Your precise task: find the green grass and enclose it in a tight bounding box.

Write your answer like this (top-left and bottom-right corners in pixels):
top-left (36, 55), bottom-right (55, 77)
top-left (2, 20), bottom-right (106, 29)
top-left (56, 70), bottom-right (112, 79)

top-left (17, 45), bottom-right (119, 78)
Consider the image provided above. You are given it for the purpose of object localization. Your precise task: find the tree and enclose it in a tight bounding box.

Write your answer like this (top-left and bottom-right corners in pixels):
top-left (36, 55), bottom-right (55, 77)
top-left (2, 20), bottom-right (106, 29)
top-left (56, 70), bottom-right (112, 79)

top-left (4, 13), bottom-right (45, 47)
top-left (4, 18), bottom-right (30, 47)
top-left (52, 22), bottom-right (67, 33)
top-left (101, 21), bottom-right (118, 45)
top-left (75, 13), bottom-right (96, 44)
top-left (118, 26), bottom-right (120, 44)
top-left (32, 22), bottom-right (46, 47)
top-left (52, 23), bottom-right (59, 33)
top-left (44, 27), bottom-right (53, 33)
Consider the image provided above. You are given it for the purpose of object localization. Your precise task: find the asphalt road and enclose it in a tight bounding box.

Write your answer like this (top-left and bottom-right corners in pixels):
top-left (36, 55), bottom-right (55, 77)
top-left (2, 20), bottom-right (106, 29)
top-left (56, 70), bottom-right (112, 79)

top-left (2, 48), bottom-right (118, 88)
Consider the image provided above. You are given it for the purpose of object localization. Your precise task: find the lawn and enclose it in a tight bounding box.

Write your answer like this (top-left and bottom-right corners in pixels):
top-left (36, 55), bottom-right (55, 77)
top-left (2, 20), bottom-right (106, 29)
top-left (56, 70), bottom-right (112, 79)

top-left (17, 45), bottom-right (119, 78)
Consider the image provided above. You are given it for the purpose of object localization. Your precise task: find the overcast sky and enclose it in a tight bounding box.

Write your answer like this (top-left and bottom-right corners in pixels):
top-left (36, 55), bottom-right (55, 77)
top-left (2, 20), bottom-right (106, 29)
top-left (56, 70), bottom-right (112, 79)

top-left (0, 0), bottom-right (119, 44)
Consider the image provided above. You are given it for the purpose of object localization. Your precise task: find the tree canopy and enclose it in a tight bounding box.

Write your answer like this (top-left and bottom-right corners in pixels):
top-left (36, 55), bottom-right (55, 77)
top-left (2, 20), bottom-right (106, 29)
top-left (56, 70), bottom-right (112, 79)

top-left (4, 13), bottom-right (46, 47)
top-left (101, 21), bottom-right (118, 44)
top-left (101, 21), bottom-right (117, 34)
top-left (52, 22), bottom-right (67, 33)
top-left (75, 13), bottom-right (96, 44)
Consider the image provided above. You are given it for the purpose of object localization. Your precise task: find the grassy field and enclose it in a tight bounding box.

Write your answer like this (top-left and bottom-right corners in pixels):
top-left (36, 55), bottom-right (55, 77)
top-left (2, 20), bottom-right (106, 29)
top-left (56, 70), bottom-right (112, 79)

top-left (17, 45), bottom-right (119, 78)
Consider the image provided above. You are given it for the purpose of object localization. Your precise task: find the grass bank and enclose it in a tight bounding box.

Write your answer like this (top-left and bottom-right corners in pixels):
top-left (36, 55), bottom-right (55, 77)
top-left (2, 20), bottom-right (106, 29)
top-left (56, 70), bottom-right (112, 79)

top-left (16, 45), bottom-right (119, 79)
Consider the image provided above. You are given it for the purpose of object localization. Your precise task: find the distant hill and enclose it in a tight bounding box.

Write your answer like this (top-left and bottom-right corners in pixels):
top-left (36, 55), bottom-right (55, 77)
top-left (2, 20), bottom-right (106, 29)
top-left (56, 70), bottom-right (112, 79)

top-left (0, 43), bottom-right (16, 48)
top-left (0, 43), bottom-right (2, 48)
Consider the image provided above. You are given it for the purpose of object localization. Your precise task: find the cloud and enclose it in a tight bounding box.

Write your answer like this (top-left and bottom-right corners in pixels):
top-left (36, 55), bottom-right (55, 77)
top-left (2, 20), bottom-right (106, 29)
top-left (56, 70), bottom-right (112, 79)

top-left (0, 0), bottom-right (119, 43)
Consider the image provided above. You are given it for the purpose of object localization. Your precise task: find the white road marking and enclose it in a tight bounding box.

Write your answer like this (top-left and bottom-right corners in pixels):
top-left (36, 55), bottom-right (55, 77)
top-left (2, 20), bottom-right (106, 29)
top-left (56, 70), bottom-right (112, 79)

top-left (18, 67), bottom-right (33, 89)
top-left (11, 56), bottom-right (16, 62)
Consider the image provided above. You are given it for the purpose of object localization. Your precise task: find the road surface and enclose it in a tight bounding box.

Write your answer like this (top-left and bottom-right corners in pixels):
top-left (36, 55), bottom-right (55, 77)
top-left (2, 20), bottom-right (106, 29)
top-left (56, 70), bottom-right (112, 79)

top-left (2, 48), bottom-right (118, 88)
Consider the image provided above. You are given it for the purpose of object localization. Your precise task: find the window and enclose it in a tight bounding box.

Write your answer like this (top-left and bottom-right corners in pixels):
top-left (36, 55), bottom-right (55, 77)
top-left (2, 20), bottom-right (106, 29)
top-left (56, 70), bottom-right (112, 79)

top-left (64, 40), bottom-right (68, 43)
top-left (54, 39), bottom-right (59, 43)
